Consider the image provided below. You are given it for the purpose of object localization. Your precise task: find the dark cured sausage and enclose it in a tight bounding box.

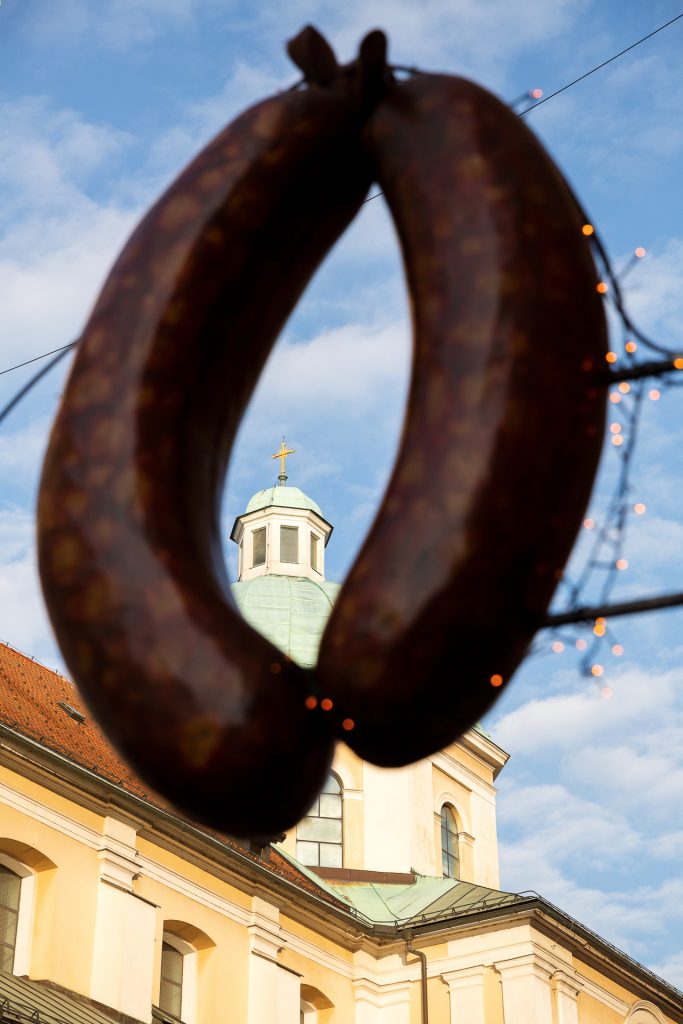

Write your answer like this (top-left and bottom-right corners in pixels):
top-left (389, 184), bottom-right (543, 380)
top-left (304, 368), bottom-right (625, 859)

top-left (318, 74), bottom-right (607, 765)
top-left (37, 49), bottom-right (376, 836)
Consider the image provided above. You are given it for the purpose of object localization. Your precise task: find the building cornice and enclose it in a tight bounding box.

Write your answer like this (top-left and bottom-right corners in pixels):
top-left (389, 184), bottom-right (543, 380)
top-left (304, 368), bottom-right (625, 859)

top-left (2, 721), bottom-right (682, 1018)
top-left (456, 728), bottom-right (510, 780)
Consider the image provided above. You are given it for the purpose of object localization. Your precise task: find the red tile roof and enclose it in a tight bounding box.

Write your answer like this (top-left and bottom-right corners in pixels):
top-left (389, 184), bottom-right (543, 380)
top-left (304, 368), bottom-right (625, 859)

top-left (0, 642), bottom-right (345, 910)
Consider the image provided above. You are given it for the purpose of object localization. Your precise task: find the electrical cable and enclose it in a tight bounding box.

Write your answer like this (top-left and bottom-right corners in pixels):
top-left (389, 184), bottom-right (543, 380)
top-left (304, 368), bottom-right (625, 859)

top-left (0, 341), bottom-right (77, 377)
top-left (2, 12), bottom-right (683, 385)
top-left (519, 11), bottom-right (683, 116)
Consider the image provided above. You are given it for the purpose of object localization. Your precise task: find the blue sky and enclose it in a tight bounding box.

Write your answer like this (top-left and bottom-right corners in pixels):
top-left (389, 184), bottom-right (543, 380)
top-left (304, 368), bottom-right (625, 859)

top-left (2, 0), bottom-right (683, 986)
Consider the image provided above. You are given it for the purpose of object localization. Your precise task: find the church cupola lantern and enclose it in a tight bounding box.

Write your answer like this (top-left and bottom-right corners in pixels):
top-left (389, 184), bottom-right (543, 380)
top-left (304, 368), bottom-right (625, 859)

top-left (230, 440), bottom-right (334, 583)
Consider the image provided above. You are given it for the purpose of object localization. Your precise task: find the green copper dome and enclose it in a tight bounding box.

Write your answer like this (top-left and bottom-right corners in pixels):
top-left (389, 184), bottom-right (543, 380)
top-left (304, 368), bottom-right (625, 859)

top-left (244, 485), bottom-right (322, 517)
top-left (232, 576), bottom-right (340, 668)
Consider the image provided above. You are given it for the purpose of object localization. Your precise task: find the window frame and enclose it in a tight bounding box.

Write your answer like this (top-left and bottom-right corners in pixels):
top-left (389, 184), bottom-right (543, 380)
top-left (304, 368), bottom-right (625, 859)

top-left (280, 525), bottom-right (299, 564)
top-left (310, 532), bottom-right (320, 573)
top-left (0, 853), bottom-right (35, 977)
top-left (440, 804), bottom-right (460, 880)
top-left (158, 931), bottom-right (198, 1024)
top-left (252, 527), bottom-right (266, 568)
top-left (296, 773), bottom-right (343, 868)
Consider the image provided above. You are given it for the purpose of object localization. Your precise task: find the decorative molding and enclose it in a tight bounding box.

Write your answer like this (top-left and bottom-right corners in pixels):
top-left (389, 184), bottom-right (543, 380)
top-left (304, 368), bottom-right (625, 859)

top-left (280, 927), bottom-right (354, 979)
top-left (136, 853), bottom-right (252, 928)
top-left (353, 977), bottom-right (412, 1008)
top-left (579, 974), bottom-right (630, 1015)
top-left (433, 751), bottom-right (498, 805)
top-left (0, 778), bottom-right (101, 851)
top-left (552, 968), bottom-right (583, 1000)
top-left (248, 897), bottom-right (284, 960)
top-left (98, 817), bottom-right (140, 890)
top-left (442, 964), bottom-right (487, 989)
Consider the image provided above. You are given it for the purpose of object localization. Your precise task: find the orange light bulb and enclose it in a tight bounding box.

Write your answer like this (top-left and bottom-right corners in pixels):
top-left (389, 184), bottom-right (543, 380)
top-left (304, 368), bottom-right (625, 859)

top-left (596, 282), bottom-right (608, 294)
top-left (625, 341), bottom-right (637, 353)
top-left (618, 381), bottom-right (631, 393)
top-left (649, 389), bottom-right (661, 401)
top-left (616, 559), bottom-right (628, 570)
top-left (591, 664), bottom-right (604, 677)
top-left (605, 351), bottom-right (617, 363)
top-left (612, 644), bottom-right (624, 656)
top-left (633, 503), bottom-right (646, 515)
top-left (634, 247), bottom-right (646, 258)
top-left (582, 223), bottom-right (594, 236)
top-left (552, 641), bottom-right (564, 653)
top-left (490, 674), bottom-right (504, 687)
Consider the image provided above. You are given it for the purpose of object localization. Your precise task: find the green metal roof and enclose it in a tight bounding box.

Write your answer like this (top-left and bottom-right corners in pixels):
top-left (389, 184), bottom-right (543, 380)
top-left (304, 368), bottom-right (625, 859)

top-left (232, 576), bottom-right (340, 668)
top-left (333, 875), bottom-right (524, 925)
top-left (272, 847), bottom-right (524, 927)
top-left (0, 971), bottom-right (142, 1024)
top-left (244, 485), bottom-right (322, 516)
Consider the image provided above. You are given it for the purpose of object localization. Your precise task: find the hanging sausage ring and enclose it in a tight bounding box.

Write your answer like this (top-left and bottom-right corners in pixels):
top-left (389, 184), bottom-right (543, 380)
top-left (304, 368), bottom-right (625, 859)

top-left (37, 28), bottom-right (606, 838)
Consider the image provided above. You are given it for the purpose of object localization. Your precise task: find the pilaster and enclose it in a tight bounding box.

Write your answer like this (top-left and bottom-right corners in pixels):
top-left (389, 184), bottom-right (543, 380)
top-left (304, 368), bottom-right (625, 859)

top-left (496, 953), bottom-right (554, 1023)
top-left (442, 965), bottom-right (486, 1024)
top-left (552, 968), bottom-right (583, 1024)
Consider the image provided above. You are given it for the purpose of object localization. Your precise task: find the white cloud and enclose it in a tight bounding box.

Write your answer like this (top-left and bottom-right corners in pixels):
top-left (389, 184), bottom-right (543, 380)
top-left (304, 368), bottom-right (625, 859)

top-left (494, 665), bottom-right (683, 757)
top-left (0, 507), bottom-right (61, 669)
top-left (26, 0), bottom-right (195, 50)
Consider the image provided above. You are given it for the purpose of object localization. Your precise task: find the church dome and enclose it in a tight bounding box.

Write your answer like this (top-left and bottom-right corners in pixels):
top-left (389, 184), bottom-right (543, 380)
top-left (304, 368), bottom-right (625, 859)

top-left (245, 485), bottom-right (322, 517)
top-left (231, 576), bottom-right (340, 668)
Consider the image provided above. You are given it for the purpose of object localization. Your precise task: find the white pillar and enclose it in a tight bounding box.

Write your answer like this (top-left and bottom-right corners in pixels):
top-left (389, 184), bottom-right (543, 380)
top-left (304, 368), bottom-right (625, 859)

top-left (442, 966), bottom-right (486, 1024)
top-left (353, 979), bottom-right (412, 1024)
top-left (247, 897), bottom-right (300, 1024)
top-left (497, 954), bottom-right (554, 1024)
top-left (553, 969), bottom-right (582, 1024)
top-left (90, 818), bottom-right (156, 1024)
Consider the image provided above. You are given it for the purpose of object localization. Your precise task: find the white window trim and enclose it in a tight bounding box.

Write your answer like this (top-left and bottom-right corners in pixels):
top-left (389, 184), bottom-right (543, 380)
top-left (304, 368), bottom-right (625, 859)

top-left (162, 932), bottom-right (198, 1024)
top-left (300, 999), bottom-right (317, 1023)
top-left (0, 852), bottom-right (36, 977)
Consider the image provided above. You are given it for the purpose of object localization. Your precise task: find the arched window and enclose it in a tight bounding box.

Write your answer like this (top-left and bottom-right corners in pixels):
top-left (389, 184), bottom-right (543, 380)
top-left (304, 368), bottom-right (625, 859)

top-left (160, 940), bottom-right (184, 1018)
top-left (296, 773), bottom-right (343, 868)
top-left (156, 921), bottom-right (214, 1024)
top-left (440, 804), bottom-right (460, 879)
top-left (0, 864), bottom-right (21, 973)
top-left (0, 845), bottom-right (45, 978)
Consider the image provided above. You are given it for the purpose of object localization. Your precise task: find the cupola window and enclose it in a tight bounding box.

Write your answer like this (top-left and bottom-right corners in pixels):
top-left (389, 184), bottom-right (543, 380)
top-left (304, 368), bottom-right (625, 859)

top-left (280, 525), bottom-right (298, 563)
top-left (440, 804), bottom-right (460, 879)
top-left (296, 773), bottom-right (342, 867)
top-left (310, 533), bottom-right (319, 573)
top-left (0, 864), bottom-right (20, 973)
top-left (252, 528), bottom-right (266, 567)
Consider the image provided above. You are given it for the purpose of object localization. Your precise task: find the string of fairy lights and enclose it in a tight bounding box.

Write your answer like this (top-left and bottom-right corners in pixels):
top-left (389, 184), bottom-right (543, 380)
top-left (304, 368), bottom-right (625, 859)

top-left (2, 13), bottom-right (683, 695)
top-left (537, 223), bottom-right (683, 696)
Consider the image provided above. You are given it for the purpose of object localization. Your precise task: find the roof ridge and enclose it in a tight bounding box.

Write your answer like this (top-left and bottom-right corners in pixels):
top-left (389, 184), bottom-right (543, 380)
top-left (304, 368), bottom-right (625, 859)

top-left (0, 640), bottom-right (69, 683)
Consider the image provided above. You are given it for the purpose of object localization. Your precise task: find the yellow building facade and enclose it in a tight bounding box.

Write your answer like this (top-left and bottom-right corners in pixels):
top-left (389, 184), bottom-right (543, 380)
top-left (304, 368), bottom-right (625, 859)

top-left (0, 478), bottom-right (681, 1024)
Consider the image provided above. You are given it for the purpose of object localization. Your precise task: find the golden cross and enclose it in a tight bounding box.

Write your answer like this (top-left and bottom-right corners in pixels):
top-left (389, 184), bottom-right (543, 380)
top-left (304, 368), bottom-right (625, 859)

top-left (272, 437), bottom-right (295, 477)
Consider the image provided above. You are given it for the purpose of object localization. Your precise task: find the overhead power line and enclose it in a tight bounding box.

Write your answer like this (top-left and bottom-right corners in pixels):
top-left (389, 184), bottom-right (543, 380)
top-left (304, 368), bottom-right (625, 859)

top-left (0, 342), bottom-right (77, 377)
top-left (520, 10), bottom-right (683, 115)
top-left (2, 11), bottom-right (683, 419)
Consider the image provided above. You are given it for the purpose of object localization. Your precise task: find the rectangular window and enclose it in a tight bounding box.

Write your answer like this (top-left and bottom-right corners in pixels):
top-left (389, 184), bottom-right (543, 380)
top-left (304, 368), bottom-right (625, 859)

top-left (252, 528), bottom-right (266, 567)
top-left (280, 526), bottom-right (298, 563)
top-left (310, 533), bottom-right (319, 572)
